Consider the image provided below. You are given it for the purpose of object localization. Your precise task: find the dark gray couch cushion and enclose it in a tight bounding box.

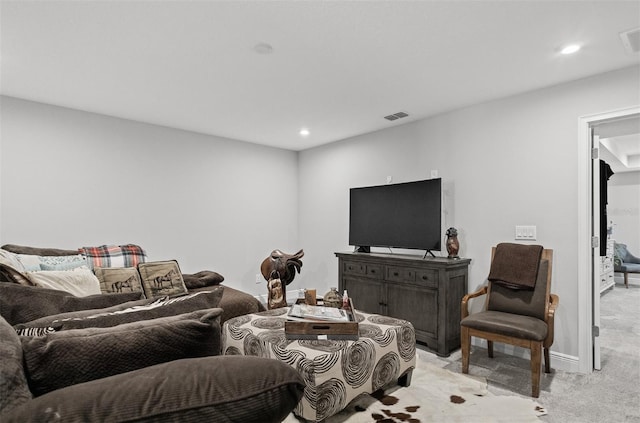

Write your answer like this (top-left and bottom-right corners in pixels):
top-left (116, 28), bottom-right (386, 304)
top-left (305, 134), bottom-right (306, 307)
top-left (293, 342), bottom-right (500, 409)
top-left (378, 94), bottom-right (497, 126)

top-left (3, 355), bottom-right (304, 423)
top-left (0, 282), bottom-right (143, 326)
top-left (21, 308), bottom-right (223, 396)
top-left (1, 244), bottom-right (80, 256)
top-left (0, 316), bottom-right (32, 415)
top-left (183, 270), bottom-right (225, 289)
top-left (190, 285), bottom-right (267, 323)
top-left (15, 287), bottom-right (224, 331)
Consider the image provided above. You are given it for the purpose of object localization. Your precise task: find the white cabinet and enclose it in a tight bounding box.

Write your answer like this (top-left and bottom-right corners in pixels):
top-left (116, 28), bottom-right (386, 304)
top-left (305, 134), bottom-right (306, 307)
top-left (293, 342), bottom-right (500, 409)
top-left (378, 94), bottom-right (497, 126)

top-left (600, 238), bottom-right (615, 293)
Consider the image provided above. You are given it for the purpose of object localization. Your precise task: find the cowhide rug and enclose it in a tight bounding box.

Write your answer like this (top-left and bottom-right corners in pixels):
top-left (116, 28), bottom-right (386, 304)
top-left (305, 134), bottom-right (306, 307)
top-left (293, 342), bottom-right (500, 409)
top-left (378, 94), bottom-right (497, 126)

top-left (284, 362), bottom-right (546, 423)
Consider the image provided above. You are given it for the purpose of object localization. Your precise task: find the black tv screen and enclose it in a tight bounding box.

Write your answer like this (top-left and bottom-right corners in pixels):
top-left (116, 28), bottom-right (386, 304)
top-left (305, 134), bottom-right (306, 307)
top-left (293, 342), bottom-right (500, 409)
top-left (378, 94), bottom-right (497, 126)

top-left (349, 178), bottom-right (442, 252)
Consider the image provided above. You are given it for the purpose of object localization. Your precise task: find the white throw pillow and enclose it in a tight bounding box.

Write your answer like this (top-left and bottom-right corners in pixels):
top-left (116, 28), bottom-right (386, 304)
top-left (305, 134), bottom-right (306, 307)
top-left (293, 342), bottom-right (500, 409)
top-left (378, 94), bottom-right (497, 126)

top-left (25, 267), bottom-right (101, 297)
top-left (0, 249), bottom-right (26, 273)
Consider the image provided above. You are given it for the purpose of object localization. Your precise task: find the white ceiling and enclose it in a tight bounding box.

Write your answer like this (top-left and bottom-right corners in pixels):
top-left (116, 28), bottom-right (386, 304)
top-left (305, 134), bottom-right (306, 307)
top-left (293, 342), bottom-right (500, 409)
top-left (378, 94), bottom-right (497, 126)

top-left (1, 1), bottom-right (639, 152)
top-left (597, 115), bottom-right (640, 173)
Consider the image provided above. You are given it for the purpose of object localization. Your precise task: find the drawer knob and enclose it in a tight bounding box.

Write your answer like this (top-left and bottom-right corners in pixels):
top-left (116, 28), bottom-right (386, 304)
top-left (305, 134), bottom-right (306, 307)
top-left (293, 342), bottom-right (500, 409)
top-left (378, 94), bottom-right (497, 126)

top-left (370, 269), bottom-right (376, 273)
top-left (422, 275), bottom-right (429, 280)
top-left (393, 272), bottom-right (399, 276)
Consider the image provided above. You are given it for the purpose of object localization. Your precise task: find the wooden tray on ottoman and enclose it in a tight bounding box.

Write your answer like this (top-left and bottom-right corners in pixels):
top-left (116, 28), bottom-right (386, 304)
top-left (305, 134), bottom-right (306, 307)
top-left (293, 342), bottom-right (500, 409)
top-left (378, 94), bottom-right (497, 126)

top-left (285, 300), bottom-right (358, 341)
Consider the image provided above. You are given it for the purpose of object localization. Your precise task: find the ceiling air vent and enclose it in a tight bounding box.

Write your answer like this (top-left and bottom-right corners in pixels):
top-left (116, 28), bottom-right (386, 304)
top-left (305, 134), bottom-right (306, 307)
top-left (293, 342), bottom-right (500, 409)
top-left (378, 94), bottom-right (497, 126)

top-left (384, 111), bottom-right (409, 121)
top-left (620, 27), bottom-right (640, 54)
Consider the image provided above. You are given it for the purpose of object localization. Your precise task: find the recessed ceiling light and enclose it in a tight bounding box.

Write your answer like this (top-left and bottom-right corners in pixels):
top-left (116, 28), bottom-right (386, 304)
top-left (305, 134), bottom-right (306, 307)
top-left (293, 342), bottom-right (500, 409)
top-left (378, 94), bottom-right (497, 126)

top-left (299, 129), bottom-right (310, 137)
top-left (561, 44), bottom-right (581, 55)
top-left (253, 43), bottom-right (274, 54)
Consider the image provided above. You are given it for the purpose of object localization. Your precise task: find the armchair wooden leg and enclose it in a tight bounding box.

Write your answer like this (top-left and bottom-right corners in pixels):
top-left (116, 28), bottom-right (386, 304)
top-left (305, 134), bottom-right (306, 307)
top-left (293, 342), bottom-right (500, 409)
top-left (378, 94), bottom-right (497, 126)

top-left (461, 326), bottom-right (470, 374)
top-left (487, 340), bottom-right (494, 358)
top-left (530, 342), bottom-right (542, 398)
top-left (625, 272), bottom-right (629, 289)
top-left (544, 347), bottom-right (551, 373)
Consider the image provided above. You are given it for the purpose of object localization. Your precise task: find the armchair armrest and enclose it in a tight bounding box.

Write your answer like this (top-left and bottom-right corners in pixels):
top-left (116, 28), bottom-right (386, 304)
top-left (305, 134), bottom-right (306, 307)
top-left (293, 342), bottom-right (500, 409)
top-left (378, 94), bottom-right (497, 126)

top-left (544, 293), bottom-right (560, 348)
top-left (548, 294), bottom-right (559, 313)
top-left (461, 286), bottom-right (488, 319)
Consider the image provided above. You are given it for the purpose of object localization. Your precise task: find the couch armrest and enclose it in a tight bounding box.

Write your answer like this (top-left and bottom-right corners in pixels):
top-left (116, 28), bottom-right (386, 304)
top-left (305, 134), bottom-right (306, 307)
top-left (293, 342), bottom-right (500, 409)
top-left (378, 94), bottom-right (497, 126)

top-left (2, 356), bottom-right (304, 423)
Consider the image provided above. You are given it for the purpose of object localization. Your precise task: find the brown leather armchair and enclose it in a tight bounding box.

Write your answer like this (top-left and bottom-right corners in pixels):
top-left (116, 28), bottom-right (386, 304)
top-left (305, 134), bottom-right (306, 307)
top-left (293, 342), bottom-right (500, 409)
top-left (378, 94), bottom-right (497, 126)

top-left (460, 246), bottom-right (559, 398)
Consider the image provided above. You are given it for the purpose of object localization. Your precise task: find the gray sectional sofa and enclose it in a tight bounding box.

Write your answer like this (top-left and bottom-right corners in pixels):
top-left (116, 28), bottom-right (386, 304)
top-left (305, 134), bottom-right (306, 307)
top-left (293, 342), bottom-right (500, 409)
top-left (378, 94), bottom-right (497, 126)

top-left (0, 243), bottom-right (302, 422)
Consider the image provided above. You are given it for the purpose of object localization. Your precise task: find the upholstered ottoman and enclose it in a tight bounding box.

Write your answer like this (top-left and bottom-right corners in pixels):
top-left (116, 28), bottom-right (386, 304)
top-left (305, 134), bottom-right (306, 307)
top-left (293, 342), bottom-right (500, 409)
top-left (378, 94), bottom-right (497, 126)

top-left (222, 307), bottom-right (416, 422)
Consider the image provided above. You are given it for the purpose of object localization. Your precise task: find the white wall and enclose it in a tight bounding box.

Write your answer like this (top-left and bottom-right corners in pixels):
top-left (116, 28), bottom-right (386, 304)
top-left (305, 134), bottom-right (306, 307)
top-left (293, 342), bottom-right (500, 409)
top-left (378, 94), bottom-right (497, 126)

top-left (298, 65), bottom-right (640, 363)
top-left (2, 66), bottom-right (639, 368)
top-left (609, 170), bottom-right (640, 260)
top-left (0, 96), bottom-right (299, 296)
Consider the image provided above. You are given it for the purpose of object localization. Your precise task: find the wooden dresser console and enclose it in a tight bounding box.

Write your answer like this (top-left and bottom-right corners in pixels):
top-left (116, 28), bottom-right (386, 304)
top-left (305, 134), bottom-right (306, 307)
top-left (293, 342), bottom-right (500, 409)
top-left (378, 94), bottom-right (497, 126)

top-left (335, 252), bottom-right (471, 356)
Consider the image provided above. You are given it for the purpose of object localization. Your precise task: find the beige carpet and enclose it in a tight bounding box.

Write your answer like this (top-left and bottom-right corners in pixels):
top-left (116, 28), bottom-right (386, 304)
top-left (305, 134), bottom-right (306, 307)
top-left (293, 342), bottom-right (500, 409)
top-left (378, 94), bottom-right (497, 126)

top-left (285, 351), bottom-right (546, 423)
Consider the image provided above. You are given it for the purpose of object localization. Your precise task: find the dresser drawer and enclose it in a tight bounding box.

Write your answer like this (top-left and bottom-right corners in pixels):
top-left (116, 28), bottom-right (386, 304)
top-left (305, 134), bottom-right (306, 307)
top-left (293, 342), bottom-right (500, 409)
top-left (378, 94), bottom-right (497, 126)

top-left (386, 266), bottom-right (416, 282)
top-left (366, 264), bottom-right (383, 279)
top-left (415, 269), bottom-right (438, 288)
top-left (343, 261), bottom-right (365, 275)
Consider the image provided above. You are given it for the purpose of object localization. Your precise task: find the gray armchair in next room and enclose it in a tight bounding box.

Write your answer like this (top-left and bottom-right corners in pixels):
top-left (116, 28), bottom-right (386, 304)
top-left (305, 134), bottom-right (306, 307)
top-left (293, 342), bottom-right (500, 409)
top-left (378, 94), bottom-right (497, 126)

top-left (614, 242), bottom-right (640, 289)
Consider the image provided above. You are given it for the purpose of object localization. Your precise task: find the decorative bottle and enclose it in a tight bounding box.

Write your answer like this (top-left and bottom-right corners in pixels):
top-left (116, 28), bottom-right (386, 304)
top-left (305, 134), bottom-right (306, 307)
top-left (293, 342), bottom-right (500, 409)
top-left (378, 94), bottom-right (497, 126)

top-left (342, 289), bottom-right (350, 310)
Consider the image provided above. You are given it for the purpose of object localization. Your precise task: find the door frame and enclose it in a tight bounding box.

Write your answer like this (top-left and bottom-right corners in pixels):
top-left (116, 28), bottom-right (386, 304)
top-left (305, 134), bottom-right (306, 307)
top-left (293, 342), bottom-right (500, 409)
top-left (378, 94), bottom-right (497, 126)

top-left (577, 105), bottom-right (640, 374)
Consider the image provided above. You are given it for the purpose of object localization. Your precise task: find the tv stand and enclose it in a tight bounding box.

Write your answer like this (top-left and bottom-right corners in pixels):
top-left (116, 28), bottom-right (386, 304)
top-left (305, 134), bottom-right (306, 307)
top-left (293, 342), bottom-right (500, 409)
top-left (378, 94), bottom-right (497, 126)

top-left (423, 250), bottom-right (436, 259)
top-left (335, 252), bottom-right (471, 356)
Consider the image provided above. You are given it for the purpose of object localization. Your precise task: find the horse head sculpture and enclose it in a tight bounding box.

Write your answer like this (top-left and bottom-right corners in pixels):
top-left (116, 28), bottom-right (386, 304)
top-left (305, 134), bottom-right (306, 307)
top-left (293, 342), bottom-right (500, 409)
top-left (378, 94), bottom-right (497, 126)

top-left (260, 249), bottom-right (304, 286)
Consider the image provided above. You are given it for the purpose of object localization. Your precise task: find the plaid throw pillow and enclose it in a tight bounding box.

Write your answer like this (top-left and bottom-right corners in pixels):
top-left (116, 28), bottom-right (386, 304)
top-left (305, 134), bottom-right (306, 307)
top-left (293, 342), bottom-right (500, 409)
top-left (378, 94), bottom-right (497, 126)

top-left (81, 244), bottom-right (147, 270)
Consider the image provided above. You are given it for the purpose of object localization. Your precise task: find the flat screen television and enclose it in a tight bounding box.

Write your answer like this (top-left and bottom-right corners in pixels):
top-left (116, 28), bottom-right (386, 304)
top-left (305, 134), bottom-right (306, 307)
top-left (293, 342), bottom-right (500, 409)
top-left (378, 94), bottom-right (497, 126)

top-left (349, 178), bottom-right (442, 254)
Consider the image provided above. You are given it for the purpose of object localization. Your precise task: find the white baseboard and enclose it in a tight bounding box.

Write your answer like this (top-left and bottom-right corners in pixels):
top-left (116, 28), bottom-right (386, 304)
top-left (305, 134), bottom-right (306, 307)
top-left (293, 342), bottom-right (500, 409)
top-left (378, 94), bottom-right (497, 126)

top-left (471, 339), bottom-right (580, 373)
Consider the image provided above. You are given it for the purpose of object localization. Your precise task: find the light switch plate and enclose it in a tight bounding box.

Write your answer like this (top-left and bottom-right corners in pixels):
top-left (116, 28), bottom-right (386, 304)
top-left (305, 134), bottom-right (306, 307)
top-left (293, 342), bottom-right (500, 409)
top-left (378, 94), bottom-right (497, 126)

top-left (515, 225), bottom-right (537, 240)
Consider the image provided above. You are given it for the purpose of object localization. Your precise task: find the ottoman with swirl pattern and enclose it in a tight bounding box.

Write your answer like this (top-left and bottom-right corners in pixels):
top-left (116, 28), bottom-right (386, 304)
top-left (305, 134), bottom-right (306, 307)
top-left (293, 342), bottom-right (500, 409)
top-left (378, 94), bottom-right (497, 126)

top-left (222, 307), bottom-right (416, 422)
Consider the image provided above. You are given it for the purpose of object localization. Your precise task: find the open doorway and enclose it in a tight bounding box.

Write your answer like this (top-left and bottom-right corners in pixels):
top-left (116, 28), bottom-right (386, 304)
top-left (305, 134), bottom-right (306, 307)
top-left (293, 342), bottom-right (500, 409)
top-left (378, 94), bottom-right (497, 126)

top-left (578, 107), bottom-right (640, 373)
top-left (597, 117), bottom-right (640, 288)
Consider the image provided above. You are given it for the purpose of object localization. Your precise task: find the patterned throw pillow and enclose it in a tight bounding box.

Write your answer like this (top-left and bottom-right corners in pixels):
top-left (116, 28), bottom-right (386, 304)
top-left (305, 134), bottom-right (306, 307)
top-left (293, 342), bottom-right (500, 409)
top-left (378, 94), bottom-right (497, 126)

top-left (94, 267), bottom-right (145, 297)
top-left (16, 254), bottom-right (87, 272)
top-left (15, 254), bottom-right (88, 272)
top-left (15, 326), bottom-right (59, 337)
top-left (13, 254), bottom-right (42, 272)
top-left (81, 244), bottom-right (147, 270)
top-left (138, 260), bottom-right (188, 298)
top-left (38, 255), bottom-right (88, 271)
top-left (14, 254), bottom-right (87, 272)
